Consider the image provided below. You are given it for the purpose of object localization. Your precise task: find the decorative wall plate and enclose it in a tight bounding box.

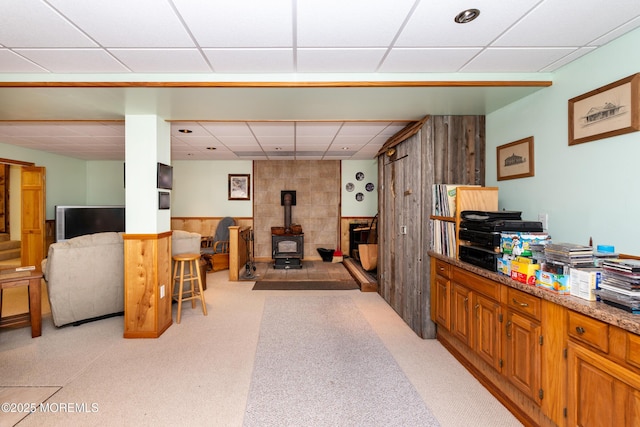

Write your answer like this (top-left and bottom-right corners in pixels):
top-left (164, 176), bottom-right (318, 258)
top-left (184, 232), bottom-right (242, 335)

top-left (345, 182), bottom-right (355, 192)
top-left (365, 182), bottom-right (375, 192)
top-left (355, 172), bottom-right (364, 181)
top-left (355, 192), bottom-right (364, 202)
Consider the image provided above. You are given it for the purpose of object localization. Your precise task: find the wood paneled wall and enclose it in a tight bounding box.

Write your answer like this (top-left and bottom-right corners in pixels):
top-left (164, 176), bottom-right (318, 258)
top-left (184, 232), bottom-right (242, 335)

top-left (378, 116), bottom-right (485, 338)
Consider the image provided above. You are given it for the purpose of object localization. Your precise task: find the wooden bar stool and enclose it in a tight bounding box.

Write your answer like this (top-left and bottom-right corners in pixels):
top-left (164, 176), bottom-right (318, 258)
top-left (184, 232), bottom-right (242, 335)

top-left (172, 253), bottom-right (207, 324)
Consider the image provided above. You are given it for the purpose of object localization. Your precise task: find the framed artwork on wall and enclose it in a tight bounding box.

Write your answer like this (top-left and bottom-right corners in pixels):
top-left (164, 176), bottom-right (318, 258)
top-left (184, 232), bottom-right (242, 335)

top-left (568, 73), bottom-right (640, 145)
top-left (497, 136), bottom-right (535, 181)
top-left (228, 174), bottom-right (250, 200)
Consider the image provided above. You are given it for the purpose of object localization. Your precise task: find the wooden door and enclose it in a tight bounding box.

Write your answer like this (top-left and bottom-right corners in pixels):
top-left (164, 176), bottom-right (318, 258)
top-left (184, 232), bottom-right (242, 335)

top-left (567, 341), bottom-right (640, 427)
top-left (504, 310), bottom-right (541, 403)
top-left (379, 133), bottom-right (426, 336)
top-left (451, 283), bottom-right (471, 346)
top-left (21, 166), bottom-right (46, 267)
top-left (433, 275), bottom-right (450, 330)
top-left (473, 293), bottom-right (502, 371)
top-left (0, 164), bottom-right (8, 233)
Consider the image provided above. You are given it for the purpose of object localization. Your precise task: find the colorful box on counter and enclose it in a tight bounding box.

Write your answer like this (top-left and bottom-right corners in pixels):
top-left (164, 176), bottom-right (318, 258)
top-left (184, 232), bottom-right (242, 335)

top-left (500, 232), bottom-right (550, 257)
top-left (569, 268), bottom-right (601, 301)
top-left (510, 258), bottom-right (539, 285)
top-left (536, 270), bottom-right (570, 294)
top-left (497, 257), bottom-right (511, 276)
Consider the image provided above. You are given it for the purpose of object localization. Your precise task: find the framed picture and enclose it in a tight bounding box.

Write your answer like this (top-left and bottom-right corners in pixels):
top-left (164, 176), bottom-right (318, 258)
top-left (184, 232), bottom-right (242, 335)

top-left (497, 136), bottom-right (535, 181)
top-left (569, 73), bottom-right (640, 145)
top-left (228, 174), bottom-right (250, 200)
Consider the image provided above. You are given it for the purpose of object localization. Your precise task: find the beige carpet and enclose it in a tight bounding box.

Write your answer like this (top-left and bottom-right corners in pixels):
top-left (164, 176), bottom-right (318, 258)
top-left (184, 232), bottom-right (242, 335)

top-left (0, 269), bottom-right (522, 426)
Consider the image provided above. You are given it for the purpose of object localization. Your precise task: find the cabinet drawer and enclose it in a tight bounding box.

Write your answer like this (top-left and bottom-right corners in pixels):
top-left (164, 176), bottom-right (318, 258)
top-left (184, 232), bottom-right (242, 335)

top-left (568, 310), bottom-right (609, 353)
top-left (434, 259), bottom-right (451, 278)
top-left (452, 267), bottom-right (500, 300)
top-left (506, 287), bottom-right (541, 321)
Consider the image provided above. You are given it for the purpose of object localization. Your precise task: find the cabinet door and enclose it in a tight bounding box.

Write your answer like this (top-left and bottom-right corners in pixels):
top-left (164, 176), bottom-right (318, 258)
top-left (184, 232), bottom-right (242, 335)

top-left (504, 310), bottom-right (541, 403)
top-left (473, 293), bottom-right (502, 372)
top-left (451, 283), bottom-right (471, 346)
top-left (568, 341), bottom-right (640, 427)
top-left (434, 275), bottom-right (450, 330)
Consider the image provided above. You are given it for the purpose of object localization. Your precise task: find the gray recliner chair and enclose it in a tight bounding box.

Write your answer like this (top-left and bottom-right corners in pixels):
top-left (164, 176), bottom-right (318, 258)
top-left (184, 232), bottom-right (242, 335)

top-left (201, 217), bottom-right (236, 271)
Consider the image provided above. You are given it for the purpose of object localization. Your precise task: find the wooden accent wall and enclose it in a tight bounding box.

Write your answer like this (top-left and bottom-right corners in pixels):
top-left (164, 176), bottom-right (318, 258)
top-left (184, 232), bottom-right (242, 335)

top-left (378, 116), bottom-right (485, 339)
top-left (171, 217), bottom-right (253, 237)
top-left (123, 232), bottom-right (172, 338)
top-left (229, 226), bottom-right (251, 281)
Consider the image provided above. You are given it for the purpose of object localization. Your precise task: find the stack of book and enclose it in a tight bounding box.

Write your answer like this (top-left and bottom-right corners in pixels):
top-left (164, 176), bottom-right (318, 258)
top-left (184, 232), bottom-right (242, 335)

top-left (543, 243), bottom-right (595, 270)
top-left (597, 259), bottom-right (640, 313)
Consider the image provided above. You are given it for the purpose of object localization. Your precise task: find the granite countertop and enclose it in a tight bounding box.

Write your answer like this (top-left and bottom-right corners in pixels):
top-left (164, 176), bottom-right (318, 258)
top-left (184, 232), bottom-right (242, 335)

top-left (429, 252), bottom-right (640, 336)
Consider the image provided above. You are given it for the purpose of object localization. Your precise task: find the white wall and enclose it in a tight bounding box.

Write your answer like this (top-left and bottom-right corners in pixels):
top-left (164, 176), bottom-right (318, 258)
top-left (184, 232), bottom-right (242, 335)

top-left (171, 160), bottom-right (253, 217)
top-left (486, 27), bottom-right (640, 255)
top-left (0, 142), bottom-right (87, 219)
top-left (86, 161), bottom-right (126, 205)
top-left (341, 159), bottom-right (378, 217)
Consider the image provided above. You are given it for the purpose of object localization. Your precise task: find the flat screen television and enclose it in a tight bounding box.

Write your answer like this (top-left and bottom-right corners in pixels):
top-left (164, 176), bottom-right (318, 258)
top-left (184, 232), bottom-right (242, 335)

top-left (157, 162), bottom-right (173, 190)
top-left (55, 205), bottom-right (125, 242)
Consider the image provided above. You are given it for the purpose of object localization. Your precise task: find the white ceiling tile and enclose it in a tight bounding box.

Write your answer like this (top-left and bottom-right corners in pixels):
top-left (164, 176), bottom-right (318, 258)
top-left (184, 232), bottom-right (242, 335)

top-left (204, 49), bottom-right (293, 73)
top-left (173, 136), bottom-right (220, 146)
top-left (108, 49), bottom-right (212, 73)
top-left (0, 0), bottom-right (97, 48)
top-left (332, 135), bottom-right (374, 145)
top-left (249, 122), bottom-right (294, 137)
top-left (15, 49), bottom-right (130, 73)
top-left (337, 122), bottom-right (390, 136)
top-left (539, 47), bottom-right (597, 72)
top-left (380, 48), bottom-right (482, 72)
top-left (397, 1), bottom-right (540, 47)
top-left (297, 0), bottom-right (416, 47)
top-left (200, 122), bottom-right (253, 136)
top-left (48, 0), bottom-right (194, 48)
top-left (255, 136), bottom-right (294, 145)
top-left (462, 48), bottom-right (577, 73)
top-left (297, 49), bottom-right (387, 72)
top-left (173, 0), bottom-right (293, 47)
top-left (0, 50), bottom-right (48, 73)
top-left (216, 136), bottom-right (259, 145)
top-left (589, 16), bottom-right (640, 46)
top-left (494, 0), bottom-right (640, 47)
top-left (296, 123), bottom-right (342, 136)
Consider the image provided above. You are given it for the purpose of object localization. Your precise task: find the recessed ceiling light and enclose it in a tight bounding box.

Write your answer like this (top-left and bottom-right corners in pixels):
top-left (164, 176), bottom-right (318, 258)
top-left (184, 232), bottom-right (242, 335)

top-left (454, 8), bottom-right (480, 24)
top-left (342, 147), bottom-right (350, 150)
top-left (274, 147), bottom-right (282, 150)
top-left (178, 129), bottom-right (192, 133)
top-left (206, 146), bottom-right (216, 150)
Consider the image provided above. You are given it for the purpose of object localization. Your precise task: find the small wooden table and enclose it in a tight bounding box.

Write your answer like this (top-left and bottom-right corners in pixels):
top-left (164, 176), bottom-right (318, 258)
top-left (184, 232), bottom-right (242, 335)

top-left (0, 268), bottom-right (43, 338)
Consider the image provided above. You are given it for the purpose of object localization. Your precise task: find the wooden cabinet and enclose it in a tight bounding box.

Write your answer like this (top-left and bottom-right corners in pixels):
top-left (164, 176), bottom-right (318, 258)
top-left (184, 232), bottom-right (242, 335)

top-left (567, 341), bottom-right (640, 426)
top-left (504, 308), bottom-right (542, 403)
top-left (432, 259), bottom-right (451, 330)
top-left (451, 282), bottom-right (472, 346)
top-left (566, 311), bottom-right (640, 426)
top-left (449, 266), bottom-right (503, 371)
top-left (432, 256), bottom-right (640, 426)
top-left (473, 293), bottom-right (502, 371)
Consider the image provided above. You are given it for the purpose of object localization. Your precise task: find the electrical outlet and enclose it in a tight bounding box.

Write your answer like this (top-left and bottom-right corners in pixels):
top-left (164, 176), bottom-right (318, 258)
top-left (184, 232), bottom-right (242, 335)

top-left (160, 284), bottom-right (165, 299)
top-left (401, 226), bottom-right (407, 235)
top-left (538, 213), bottom-right (548, 230)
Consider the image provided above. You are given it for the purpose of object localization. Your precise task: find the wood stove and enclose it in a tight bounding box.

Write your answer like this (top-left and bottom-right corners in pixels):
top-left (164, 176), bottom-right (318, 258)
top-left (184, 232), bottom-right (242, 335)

top-left (272, 190), bottom-right (304, 269)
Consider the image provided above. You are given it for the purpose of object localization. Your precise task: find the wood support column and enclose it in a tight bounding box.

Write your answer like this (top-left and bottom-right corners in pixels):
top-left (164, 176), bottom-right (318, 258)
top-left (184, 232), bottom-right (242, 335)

top-left (123, 232), bottom-right (172, 338)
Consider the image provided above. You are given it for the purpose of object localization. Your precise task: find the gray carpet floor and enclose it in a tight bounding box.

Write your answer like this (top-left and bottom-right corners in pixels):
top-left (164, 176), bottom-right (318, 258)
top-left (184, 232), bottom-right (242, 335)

top-left (243, 296), bottom-right (440, 426)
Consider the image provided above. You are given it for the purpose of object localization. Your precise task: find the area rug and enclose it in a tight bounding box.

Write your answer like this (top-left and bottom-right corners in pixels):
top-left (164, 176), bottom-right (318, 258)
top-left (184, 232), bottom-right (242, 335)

top-left (243, 296), bottom-right (440, 426)
top-left (252, 280), bottom-right (358, 291)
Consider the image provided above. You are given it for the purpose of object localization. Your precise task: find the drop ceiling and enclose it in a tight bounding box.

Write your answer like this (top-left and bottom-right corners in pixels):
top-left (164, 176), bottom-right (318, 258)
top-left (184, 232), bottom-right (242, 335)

top-left (1, 0), bottom-right (639, 160)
